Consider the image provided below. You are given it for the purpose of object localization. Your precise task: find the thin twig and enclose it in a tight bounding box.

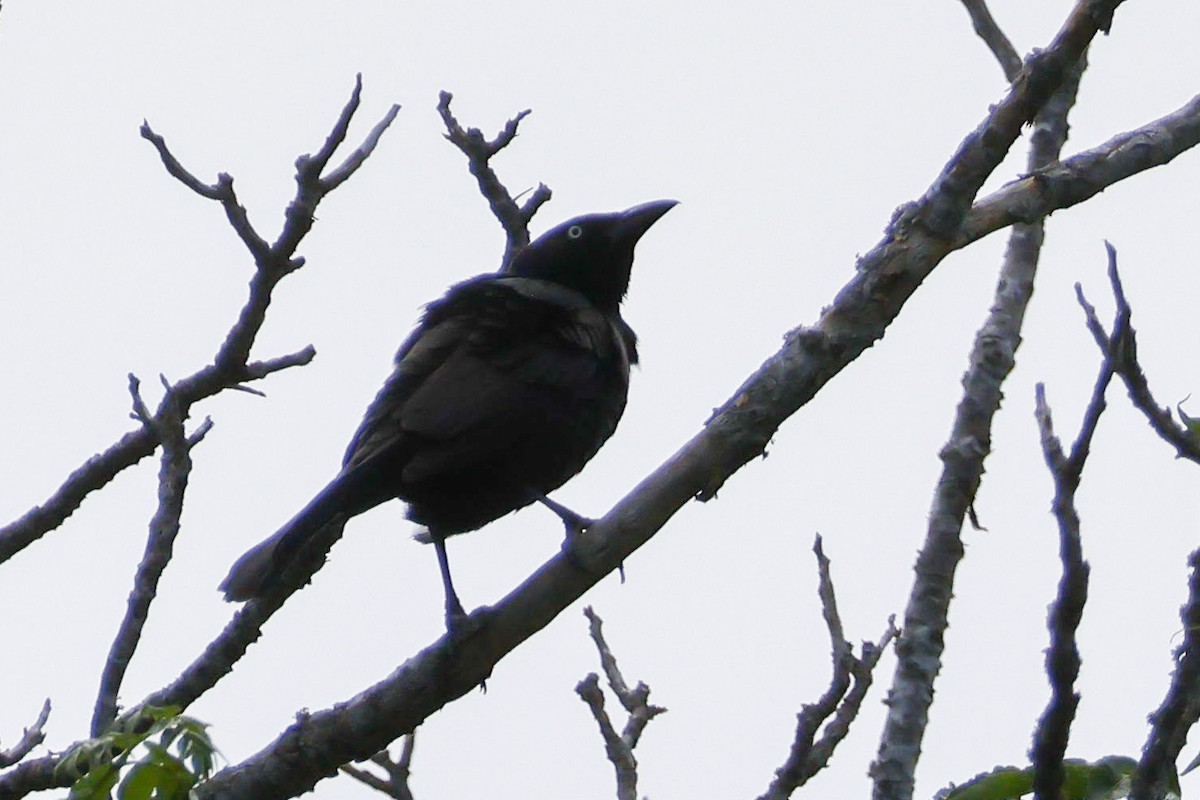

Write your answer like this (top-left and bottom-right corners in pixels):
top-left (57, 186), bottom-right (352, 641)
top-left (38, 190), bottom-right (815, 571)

top-left (1132, 549), bottom-right (1200, 800)
top-left (437, 91), bottom-right (552, 271)
top-left (91, 376), bottom-right (209, 736)
top-left (323, 99), bottom-right (402, 191)
top-left (1029, 370), bottom-right (1105, 800)
top-left (1074, 249), bottom-right (1200, 800)
top-left (959, 0), bottom-right (1023, 80)
top-left (577, 607), bottom-right (666, 800)
top-left (0, 80), bottom-right (398, 799)
top-left (0, 700), bottom-right (51, 768)
top-left (339, 736), bottom-right (416, 800)
top-left (0, 78), bottom-right (394, 569)
top-left (761, 537), bottom-right (898, 800)
top-left (140, 129), bottom-right (270, 262)
top-left (1076, 245), bottom-right (1200, 464)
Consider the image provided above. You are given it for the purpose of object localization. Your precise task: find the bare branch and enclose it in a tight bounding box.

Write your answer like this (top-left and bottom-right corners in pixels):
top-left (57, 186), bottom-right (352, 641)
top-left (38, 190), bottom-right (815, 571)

top-left (0, 700), bottom-right (51, 768)
top-left (1030, 372), bottom-right (1105, 800)
top-left (175, 6), bottom-right (1127, 795)
top-left (91, 376), bottom-right (207, 736)
top-left (297, 74), bottom-right (364, 180)
top-left (583, 607), bottom-right (666, 748)
top-left (242, 346), bottom-right (319, 383)
top-left (0, 4), bottom-right (1154, 793)
top-left (138, 516), bottom-right (349, 715)
top-left (1076, 246), bottom-right (1200, 464)
top-left (339, 737), bottom-right (416, 800)
top-left (1074, 247), bottom-right (1200, 800)
top-left (0, 80), bottom-right (388, 569)
top-left (960, 93), bottom-right (1200, 249)
top-left (321, 77), bottom-right (402, 191)
top-left (577, 607), bottom-right (665, 800)
top-left (0, 83), bottom-right (398, 799)
top-left (905, 0), bottom-right (1112, 240)
top-left (437, 90), bottom-right (552, 270)
top-left (0, 428), bottom-right (159, 566)
top-left (142, 124), bottom-right (270, 262)
top-left (761, 538), bottom-right (898, 800)
top-left (138, 123), bottom-right (228, 201)
top-left (871, 39), bottom-right (1086, 800)
top-left (1132, 549), bottom-right (1200, 800)
top-left (960, 0), bottom-right (1023, 80)
top-left (576, 676), bottom-right (636, 800)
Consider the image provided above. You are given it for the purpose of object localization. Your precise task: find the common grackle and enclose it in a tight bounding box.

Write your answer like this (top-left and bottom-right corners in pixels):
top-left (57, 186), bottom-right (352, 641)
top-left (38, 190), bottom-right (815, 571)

top-left (219, 200), bottom-right (676, 629)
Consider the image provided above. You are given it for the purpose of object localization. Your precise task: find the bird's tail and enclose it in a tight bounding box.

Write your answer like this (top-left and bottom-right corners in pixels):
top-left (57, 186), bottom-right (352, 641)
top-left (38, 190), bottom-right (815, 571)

top-left (219, 475), bottom-right (360, 602)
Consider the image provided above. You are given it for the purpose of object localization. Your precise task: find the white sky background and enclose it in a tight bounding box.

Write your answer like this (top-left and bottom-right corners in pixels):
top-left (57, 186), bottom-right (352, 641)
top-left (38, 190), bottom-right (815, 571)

top-left (2, 2), bottom-right (1200, 798)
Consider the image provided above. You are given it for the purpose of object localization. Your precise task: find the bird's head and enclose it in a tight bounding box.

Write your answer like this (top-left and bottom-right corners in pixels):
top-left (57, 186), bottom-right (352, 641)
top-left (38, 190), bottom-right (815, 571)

top-left (510, 200), bottom-right (677, 312)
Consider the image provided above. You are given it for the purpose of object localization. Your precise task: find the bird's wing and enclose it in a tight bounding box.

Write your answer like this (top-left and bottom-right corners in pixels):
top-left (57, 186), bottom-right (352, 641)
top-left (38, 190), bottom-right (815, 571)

top-left (342, 276), bottom-right (631, 483)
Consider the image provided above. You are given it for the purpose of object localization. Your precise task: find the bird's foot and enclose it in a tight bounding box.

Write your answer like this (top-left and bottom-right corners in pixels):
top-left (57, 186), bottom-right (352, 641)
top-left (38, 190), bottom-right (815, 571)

top-left (439, 605), bottom-right (493, 693)
top-left (444, 601), bottom-right (492, 642)
top-left (536, 495), bottom-right (595, 536)
top-left (537, 494), bottom-right (625, 580)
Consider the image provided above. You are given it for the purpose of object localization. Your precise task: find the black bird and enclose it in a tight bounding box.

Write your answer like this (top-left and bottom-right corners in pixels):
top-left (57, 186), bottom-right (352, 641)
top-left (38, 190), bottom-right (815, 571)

top-left (220, 200), bottom-right (676, 628)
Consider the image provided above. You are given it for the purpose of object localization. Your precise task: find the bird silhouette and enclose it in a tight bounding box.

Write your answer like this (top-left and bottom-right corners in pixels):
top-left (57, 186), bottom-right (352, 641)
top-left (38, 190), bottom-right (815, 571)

top-left (220, 200), bottom-right (676, 629)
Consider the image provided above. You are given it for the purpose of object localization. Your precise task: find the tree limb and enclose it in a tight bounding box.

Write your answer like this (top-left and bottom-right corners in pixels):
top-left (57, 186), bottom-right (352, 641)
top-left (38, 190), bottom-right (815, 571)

top-left (870, 21), bottom-right (1087, 800)
top-left (760, 537), bottom-right (898, 800)
top-left (0, 79), bottom-right (398, 800)
top-left (576, 607), bottom-right (666, 800)
top-left (437, 91), bottom-right (552, 271)
top-left (143, 3), bottom-right (1146, 795)
top-left (339, 737), bottom-right (416, 800)
top-left (959, 0), bottom-right (1023, 80)
top-left (0, 76), bottom-right (394, 569)
top-left (3, 2), bottom-right (1174, 794)
top-left (1076, 246), bottom-right (1200, 464)
top-left (0, 701), bottom-right (50, 769)
top-left (1132, 549), bottom-right (1200, 800)
top-left (91, 376), bottom-right (212, 737)
top-left (1075, 245), bottom-right (1200, 800)
top-left (959, 93), bottom-right (1200, 250)
top-left (1030, 354), bottom-right (1109, 800)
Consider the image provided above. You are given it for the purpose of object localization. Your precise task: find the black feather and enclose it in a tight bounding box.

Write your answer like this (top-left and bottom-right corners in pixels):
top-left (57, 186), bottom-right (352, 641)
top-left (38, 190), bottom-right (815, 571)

top-left (219, 200), bottom-right (675, 611)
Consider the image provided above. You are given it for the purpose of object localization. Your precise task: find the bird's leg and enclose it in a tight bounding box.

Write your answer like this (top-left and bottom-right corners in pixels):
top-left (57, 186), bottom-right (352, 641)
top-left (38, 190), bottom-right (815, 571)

top-left (434, 538), bottom-right (468, 633)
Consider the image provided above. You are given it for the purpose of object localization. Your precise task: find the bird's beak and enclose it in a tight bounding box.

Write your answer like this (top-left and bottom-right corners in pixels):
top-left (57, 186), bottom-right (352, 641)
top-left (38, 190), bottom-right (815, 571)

top-left (613, 199), bottom-right (678, 245)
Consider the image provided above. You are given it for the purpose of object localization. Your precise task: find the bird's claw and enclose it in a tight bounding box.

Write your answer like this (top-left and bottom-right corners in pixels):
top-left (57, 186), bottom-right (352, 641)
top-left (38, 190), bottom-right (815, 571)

top-left (445, 604), bottom-right (490, 643)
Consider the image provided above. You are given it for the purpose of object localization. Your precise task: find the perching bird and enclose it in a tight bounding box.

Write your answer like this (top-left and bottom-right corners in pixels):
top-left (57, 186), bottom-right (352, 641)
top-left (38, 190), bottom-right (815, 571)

top-left (220, 200), bottom-right (676, 629)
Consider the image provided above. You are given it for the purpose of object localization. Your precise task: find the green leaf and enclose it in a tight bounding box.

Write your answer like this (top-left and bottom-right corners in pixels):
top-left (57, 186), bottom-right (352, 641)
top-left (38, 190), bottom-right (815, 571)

top-left (938, 756), bottom-right (1139, 800)
top-left (118, 755), bottom-right (195, 800)
top-left (939, 766), bottom-right (1032, 800)
top-left (62, 707), bottom-right (219, 800)
top-left (119, 762), bottom-right (163, 800)
top-left (1069, 756), bottom-right (1137, 800)
top-left (66, 761), bottom-right (120, 800)
top-left (1178, 399), bottom-right (1200, 440)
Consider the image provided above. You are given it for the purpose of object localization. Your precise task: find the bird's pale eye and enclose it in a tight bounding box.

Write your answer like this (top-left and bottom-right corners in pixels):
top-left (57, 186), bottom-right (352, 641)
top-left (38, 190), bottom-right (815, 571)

top-left (567, 225), bottom-right (584, 239)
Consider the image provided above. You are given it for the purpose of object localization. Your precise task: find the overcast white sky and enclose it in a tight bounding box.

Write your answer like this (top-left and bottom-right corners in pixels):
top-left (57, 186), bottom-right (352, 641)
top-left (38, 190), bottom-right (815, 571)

top-left (3, 2), bottom-right (1200, 798)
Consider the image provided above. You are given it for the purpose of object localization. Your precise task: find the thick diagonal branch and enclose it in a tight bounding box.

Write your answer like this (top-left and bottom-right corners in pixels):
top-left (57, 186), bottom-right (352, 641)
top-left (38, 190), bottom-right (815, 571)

top-left (2, 5), bottom-right (1171, 796)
